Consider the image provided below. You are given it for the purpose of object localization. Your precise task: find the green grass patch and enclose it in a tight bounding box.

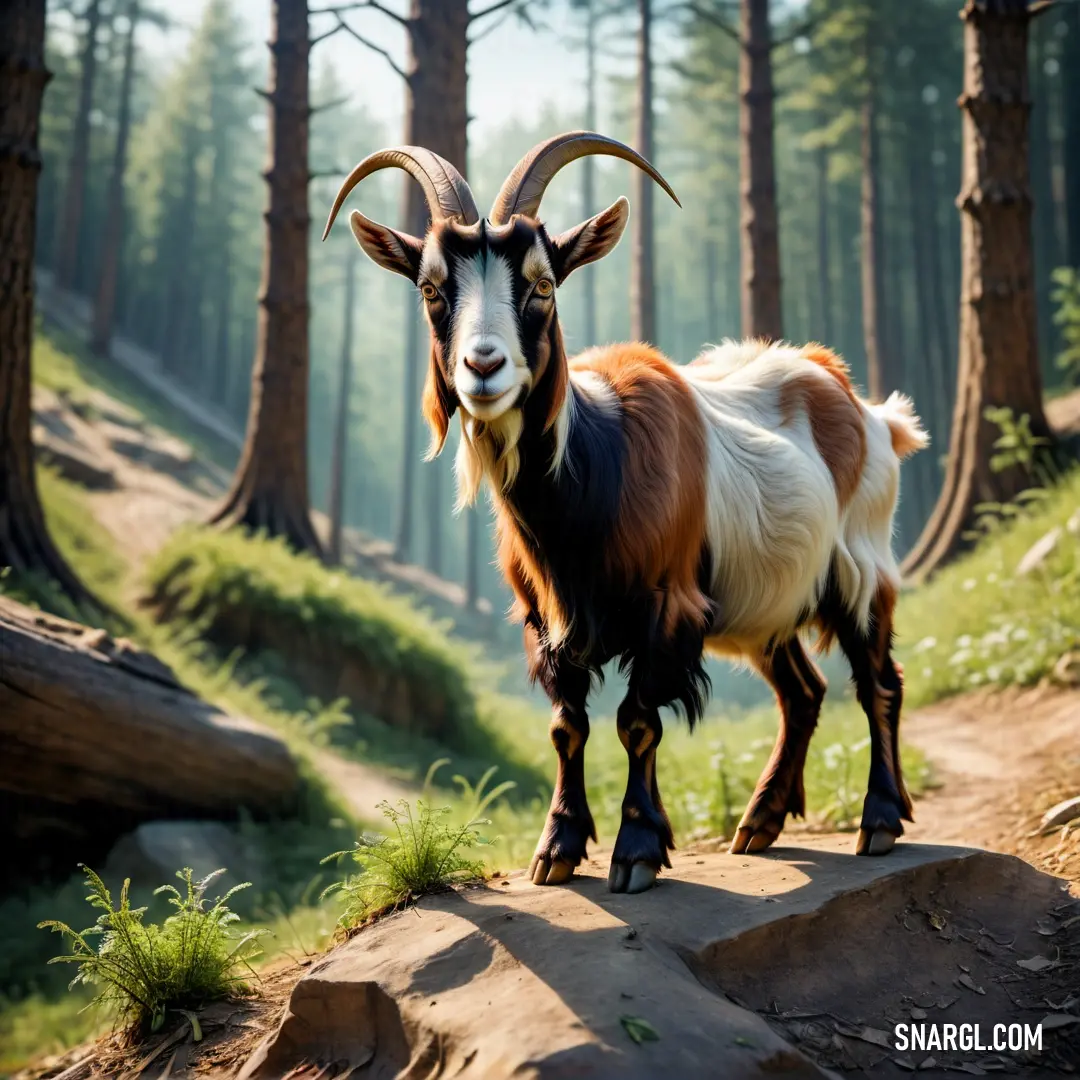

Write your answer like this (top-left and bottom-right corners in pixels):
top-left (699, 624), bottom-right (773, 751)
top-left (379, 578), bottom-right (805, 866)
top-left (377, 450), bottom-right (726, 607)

top-left (38, 866), bottom-right (266, 1035)
top-left (145, 527), bottom-right (488, 751)
top-left (896, 466), bottom-right (1080, 706)
top-left (322, 782), bottom-right (503, 929)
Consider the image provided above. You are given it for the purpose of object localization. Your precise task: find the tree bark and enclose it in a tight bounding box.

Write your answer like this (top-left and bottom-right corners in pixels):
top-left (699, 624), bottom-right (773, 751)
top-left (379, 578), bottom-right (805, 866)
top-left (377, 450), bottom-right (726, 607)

top-left (582, 0), bottom-right (599, 347)
top-left (902, 0), bottom-right (1054, 582)
top-left (861, 61), bottom-right (892, 399)
top-left (90, 0), bottom-right (139, 357)
top-left (1062, 1), bottom-right (1080, 269)
top-left (52, 0), bottom-right (103, 291)
top-left (739, 0), bottom-right (782, 341)
top-left (328, 246), bottom-right (357, 566)
top-left (0, 0), bottom-right (94, 608)
top-left (631, 0), bottom-right (656, 343)
top-left (209, 0), bottom-right (321, 554)
top-left (393, 0), bottom-right (469, 563)
top-left (816, 140), bottom-right (833, 344)
top-left (0, 596), bottom-right (299, 883)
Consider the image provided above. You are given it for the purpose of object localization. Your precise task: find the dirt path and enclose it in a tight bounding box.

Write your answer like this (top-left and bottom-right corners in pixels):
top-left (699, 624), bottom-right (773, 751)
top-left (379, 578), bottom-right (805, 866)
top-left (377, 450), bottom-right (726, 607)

top-left (903, 685), bottom-right (1080, 883)
top-left (310, 749), bottom-right (419, 824)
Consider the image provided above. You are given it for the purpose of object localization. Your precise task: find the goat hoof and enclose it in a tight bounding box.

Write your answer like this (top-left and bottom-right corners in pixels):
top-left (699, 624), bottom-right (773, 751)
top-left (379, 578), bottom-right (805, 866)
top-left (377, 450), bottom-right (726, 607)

top-left (728, 825), bottom-right (780, 855)
top-left (856, 827), bottom-right (897, 856)
top-left (529, 854), bottom-right (576, 886)
top-left (607, 860), bottom-right (657, 894)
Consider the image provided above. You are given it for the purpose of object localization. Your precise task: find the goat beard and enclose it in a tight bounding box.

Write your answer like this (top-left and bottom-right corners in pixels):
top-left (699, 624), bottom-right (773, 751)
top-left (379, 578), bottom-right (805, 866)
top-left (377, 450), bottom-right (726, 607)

top-left (454, 408), bottom-right (525, 511)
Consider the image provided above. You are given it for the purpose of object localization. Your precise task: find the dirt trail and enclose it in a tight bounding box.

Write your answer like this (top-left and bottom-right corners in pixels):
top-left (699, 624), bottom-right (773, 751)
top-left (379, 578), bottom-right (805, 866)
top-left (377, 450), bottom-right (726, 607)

top-left (902, 685), bottom-right (1080, 882)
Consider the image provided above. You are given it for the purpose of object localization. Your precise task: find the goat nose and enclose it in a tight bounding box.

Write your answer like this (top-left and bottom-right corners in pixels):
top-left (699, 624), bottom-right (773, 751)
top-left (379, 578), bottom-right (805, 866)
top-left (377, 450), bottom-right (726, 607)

top-left (464, 348), bottom-right (507, 377)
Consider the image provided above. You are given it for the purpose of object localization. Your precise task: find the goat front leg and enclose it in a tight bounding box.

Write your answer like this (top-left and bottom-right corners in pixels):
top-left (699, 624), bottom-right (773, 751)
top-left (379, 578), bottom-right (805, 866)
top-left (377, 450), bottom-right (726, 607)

top-left (609, 697), bottom-right (674, 894)
top-left (731, 637), bottom-right (826, 854)
top-left (527, 627), bottom-right (596, 886)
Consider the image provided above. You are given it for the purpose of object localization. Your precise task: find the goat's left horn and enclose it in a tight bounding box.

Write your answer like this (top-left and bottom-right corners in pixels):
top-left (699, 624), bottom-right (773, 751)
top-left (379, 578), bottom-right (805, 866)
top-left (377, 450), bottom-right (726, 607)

top-left (322, 146), bottom-right (480, 241)
top-left (489, 130), bottom-right (681, 225)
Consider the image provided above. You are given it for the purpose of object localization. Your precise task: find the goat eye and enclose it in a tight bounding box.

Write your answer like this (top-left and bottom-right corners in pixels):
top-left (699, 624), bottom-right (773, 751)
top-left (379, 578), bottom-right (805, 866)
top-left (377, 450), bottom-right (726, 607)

top-left (534, 278), bottom-right (553, 298)
top-left (421, 283), bottom-right (439, 301)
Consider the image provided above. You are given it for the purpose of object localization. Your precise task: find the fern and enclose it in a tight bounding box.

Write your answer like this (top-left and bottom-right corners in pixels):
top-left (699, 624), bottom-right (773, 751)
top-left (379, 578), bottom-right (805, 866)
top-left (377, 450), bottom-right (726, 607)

top-left (38, 866), bottom-right (268, 1033)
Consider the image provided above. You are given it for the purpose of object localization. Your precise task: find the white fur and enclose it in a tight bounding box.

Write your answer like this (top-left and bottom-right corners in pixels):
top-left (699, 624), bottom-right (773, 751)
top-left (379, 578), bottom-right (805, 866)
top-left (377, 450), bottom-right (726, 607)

top-left (681, 340), bottom-right (917, 657)
top-left (451, 252), bottom-right (531, 419)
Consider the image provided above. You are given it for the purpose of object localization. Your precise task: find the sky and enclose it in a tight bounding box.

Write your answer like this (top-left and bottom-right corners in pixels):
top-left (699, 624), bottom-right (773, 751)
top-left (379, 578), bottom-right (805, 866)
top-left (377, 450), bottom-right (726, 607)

top-left (137, 0), bottom-right (697, 148)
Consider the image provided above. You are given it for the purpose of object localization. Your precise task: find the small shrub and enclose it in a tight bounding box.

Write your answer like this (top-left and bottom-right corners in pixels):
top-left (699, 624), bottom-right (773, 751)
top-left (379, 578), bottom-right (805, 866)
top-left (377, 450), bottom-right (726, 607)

top-left (38, 866), bottom-right (268, 1034)
top-left (1051, 266), bottom-right (1080, 386)
top-left (322, 784), bottom-right (498, 928)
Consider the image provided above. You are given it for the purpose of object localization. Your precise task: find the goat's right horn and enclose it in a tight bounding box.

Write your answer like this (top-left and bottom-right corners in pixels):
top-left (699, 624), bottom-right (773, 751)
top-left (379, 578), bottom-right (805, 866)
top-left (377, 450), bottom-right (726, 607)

top-left (489, 130), bottom-right (680, 225)
top-left (322, 146), bottom-right (480, 241)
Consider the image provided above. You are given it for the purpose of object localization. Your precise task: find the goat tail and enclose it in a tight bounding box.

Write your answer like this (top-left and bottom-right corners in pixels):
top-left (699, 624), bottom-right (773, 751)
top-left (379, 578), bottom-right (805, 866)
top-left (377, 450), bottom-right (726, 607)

top-left (874, 391), bottom-right (930, 460)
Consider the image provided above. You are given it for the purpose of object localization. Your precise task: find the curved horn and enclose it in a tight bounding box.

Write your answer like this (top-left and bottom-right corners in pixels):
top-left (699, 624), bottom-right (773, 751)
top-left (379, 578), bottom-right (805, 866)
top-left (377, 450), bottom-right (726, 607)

top-left (489, 130), bottom-right (681, 225)
top-left (322, 146), bottom-right (479, 241)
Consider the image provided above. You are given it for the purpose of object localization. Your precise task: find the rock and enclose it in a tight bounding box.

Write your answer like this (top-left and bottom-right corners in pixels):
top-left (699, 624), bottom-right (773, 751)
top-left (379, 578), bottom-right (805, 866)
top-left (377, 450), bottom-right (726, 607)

top-left (104, 821), bottom-right (266, 895)
top-left (1015, 526), bottom-right (1062, 576)
top-left (1052, 651), bottom-right (1080, 688)
top-left (33, 429), bottom-right (117, 490)
top-left (1041, 795), bottom-right (1080, 831)
top-left (238, 842), bottom-right (1071, 1080)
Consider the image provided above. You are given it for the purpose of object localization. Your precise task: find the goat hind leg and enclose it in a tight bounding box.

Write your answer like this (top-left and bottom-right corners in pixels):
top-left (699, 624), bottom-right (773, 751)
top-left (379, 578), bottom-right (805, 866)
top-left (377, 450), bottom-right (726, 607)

top-left (834, 583), bottom-right (914, 856)
top-left (730, 638), bottom-right (826, 855)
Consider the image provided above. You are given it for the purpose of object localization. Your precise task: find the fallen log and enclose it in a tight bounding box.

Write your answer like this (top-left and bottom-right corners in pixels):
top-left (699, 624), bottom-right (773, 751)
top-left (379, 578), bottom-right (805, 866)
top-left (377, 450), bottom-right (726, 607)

top-left (0, 596), bottom-right (300, 885)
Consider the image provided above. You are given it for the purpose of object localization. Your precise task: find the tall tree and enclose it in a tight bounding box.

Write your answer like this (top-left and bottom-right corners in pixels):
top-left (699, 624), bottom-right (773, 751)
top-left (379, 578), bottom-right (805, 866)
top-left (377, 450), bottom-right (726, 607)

top-left (91, 0), bottom-right (139, 356)
top-left (903, 0), bottom-right (1054, 581)
top-left (52, 0), bottom-right (103, 291)
top-left (0, 0), bottom-right (92, 605)
top-left (1063, 1), bottom-right (1080, 270)
top-left (739, 0), bottom-right (782, 341)
top-left (327, 245), bottom-right (357, 566)
top-left (209, 0), bottom-right (321, 553)
top-left (632, 0), bottom-right (657, 342)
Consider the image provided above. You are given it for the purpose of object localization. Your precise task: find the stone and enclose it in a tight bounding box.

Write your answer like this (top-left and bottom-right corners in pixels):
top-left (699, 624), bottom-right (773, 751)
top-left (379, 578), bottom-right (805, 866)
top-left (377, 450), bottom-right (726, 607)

top-left (33, 428), bottom-right (117, 490)
top-left (1041, 795), bottom-right (1080, 832)
top-left (1015, 526), bottom-right (1062, 576)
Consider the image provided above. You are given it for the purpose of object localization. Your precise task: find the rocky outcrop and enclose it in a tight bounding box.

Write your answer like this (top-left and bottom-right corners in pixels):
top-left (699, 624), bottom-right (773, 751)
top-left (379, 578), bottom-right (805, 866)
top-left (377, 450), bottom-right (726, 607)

top-left (238, 840), bottom-right (1078, 1079)
top-left (0, 596), bottom-right (300, 885)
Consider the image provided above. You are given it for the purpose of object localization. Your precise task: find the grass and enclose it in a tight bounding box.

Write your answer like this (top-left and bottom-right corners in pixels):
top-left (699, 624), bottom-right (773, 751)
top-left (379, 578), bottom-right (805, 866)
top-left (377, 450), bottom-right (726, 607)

top-left (896, 465), bottom-right (1080, 706)
top-left (322, 784), bottom-right (501, 929)
top-left (37, 867), bottom-right (267, 1035)
top-left (145, 527), bottom-right (487, 752)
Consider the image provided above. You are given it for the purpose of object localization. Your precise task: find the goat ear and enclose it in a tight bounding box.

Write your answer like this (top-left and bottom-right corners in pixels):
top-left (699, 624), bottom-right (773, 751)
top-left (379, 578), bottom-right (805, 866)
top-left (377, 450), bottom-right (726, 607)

top-left (349, 209), bottom-right (423, 282)
top-left (548, 197), bottom-right (630, 286)
top-left (421, 348), bottom-right (458, 459)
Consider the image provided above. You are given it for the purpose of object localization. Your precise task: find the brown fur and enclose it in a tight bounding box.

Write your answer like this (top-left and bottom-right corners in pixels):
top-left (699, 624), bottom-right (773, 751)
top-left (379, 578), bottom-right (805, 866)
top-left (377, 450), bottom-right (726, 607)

top-left (421, 341), bottom-right (455, 458)
top-left (779, 370), bottom-right (867, 510)
top-left (802, 343), bottom-right (857, 398)
top-left (575, 345), bottom-right (712, 635)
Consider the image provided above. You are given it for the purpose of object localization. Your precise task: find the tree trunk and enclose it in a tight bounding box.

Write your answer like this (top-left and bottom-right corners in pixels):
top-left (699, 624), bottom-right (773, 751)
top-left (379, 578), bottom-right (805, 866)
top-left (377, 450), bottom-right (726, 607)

top-left (1029, 22), bottom-right (1058, 376)
top-left (582, 0), bottom-right (598, 347)
top-left (1063, 1), bottom-right (1080, 268)
top-left (394, 0), bottom-right (469, 563)
top-left (209, 0), bottom-right (321, 554)
top-left (816, 140), bottom-right (833, 344)
top-left (0, 0), bottom-right (93, 609)
top-left (861, 65), bottom-right (891, 400)
top-left (52, 0), bottom-right (102, 292)
top-left (328, 247), bottom-right (357, 566)
top-left (631, 0), bottom-right (656, 343)
top-left (0, 595), bottom-right (299, 883)
top-left (902, 0), bottom-right (1053, 582)
top-left (739, 0), bottom-right (782, 341)
top-left (90, 0), bottom-right (139, 357)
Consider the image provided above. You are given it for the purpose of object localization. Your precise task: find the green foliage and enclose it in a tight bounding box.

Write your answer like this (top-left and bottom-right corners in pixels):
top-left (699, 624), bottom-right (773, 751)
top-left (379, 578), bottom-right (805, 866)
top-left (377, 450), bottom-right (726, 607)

top-left (1051, 267), bottom-right (1080, 386)
top-left (898, 466), bottom-right (1080, 704)
top-left (146, 527), bottom-right (482, 746)
top-left (321, 783), bottom-right (498, 928)
top-left (37, 866), bottom-right (268, 1033)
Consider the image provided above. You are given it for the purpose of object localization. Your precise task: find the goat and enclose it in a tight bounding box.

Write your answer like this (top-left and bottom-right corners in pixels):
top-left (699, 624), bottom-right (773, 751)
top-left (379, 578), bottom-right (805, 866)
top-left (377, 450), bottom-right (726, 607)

top-left (323, 132), bottom-right (929, 895)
